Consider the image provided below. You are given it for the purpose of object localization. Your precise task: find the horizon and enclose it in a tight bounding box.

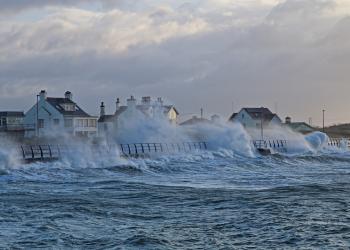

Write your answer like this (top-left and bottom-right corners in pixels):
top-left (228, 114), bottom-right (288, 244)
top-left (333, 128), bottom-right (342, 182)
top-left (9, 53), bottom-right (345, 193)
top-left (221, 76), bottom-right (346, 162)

top-left (1, 0), bottom-right (350, 126)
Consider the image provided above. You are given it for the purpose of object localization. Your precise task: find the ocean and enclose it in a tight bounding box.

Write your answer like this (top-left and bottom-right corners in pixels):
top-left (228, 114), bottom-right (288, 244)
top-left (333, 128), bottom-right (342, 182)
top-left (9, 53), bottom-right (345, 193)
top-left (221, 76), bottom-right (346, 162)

top-left (0, 148), bottom-right (349, 249)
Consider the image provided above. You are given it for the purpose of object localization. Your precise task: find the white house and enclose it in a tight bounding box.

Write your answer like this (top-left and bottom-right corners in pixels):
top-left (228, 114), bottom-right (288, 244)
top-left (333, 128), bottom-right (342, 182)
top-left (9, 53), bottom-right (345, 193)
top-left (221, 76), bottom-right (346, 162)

top-left (284, 116), bottom-right (315, 134)
top-left (24, 90), bottom-right (98, 138)
top-left (98, 96), bottom-right (179, 138)
top-left (229, 107), bottom-right (282, 128)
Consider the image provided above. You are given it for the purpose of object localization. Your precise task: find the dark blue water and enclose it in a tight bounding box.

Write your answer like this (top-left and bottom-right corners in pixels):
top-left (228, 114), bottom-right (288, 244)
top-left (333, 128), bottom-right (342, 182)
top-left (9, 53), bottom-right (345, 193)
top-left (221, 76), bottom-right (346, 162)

top-left (1, 151), bottom-right (350, 249)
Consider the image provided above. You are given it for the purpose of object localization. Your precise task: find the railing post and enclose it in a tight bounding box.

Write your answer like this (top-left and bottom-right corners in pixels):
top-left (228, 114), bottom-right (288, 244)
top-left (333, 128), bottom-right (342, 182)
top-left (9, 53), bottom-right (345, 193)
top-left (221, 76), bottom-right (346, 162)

top-left (39, 145), bottom-right (43, 160)
top-left (134, 144), bottom-right (138, 155)
top-left (57, 145), bottom-right (61, 158)
top-left (141, 144), bottom-right (145, 154)
top-left (21, 146), bottom-right (25, 159)
top-left (127, 144), bottom-right (131, 155)
top-left (30, 146), bottom-right (34, 159)
top-left (48, 145), bottom-right (52, 158)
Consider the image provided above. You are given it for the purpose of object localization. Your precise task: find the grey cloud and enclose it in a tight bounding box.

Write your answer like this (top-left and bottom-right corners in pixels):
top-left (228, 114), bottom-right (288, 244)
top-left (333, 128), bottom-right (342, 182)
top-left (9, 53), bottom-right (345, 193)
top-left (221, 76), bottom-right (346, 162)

top-left (0, 0), bottom-right (350, 124)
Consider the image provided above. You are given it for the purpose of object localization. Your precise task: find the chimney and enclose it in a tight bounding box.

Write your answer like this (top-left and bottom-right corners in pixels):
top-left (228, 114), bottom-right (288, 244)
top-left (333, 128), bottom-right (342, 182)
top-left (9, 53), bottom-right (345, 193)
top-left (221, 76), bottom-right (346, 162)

top-left (116, 98), bottom-right (120, 112)
top-left (100, 102), bottom-right (105, 117)
top-left (65, 91), bottom-right (72, 100)
top-left (127, 95), bottom-right (137, 107)
top-left (142, 96), bottom-right (151, 106)
top-left (285, 116), bottom-right (291, 124)
top-left (39, 90), bottom-right (47, 101)
top-left (157, 97), bottom-right (163, 106)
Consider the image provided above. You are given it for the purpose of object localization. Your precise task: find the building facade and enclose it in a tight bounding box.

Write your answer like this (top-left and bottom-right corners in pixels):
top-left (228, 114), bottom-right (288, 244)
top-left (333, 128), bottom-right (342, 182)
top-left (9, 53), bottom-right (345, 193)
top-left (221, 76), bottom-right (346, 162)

top-left (0, 112), bottom-right (34, 140)
top-left (24, 90), bottom-right (98, 138)
top-left (98, 96), bottom-right (179, 138)
top-left (229, 107), bottom-right (282, 128)
top-left (284, 116), bottom-right (315, 134)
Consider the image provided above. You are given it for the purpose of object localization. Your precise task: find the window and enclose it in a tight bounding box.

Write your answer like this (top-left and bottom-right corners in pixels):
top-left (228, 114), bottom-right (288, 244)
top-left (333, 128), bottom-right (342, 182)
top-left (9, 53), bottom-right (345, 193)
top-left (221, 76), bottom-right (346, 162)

top-left (38, 119), bottom-right (44, 128)
top-left (1, 118), bottom-right (7, 126)
top-left (84, 119), bottom-right (88, 127)
top-left (61, 104), bottom-right (75, 111)
top-left (54, 119), bottom-right (60, 125)
top-left (89, 119), bottom-right (96, 127)
top-left (64, 119), bottom-right (73, 128)
top-left (256, 123), bottom-right (261, 128)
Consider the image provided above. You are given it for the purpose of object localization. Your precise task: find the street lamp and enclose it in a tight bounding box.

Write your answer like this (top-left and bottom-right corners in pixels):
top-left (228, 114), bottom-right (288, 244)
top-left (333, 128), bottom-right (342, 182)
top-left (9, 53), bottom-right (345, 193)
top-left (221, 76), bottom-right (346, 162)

top-left (36, 94), bottom-right (39, 137)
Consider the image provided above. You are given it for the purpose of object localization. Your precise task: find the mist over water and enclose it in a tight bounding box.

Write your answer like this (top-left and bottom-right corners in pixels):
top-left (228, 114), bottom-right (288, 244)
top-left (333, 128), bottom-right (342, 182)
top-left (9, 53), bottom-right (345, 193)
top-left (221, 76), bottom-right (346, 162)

top-left (0, 119), bottom-right (349, 249)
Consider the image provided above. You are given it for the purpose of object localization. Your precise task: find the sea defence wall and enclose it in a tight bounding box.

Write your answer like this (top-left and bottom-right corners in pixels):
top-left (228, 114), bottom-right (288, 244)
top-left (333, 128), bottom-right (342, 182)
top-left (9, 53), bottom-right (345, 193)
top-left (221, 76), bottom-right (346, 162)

top-left (19, 142), bottom-right (208, 163)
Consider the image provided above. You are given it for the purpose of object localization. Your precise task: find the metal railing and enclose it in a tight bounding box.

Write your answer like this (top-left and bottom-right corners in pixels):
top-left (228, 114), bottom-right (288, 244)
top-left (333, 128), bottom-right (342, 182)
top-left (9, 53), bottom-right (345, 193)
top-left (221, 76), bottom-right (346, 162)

top-left (118, 142), bottom-right (207, 156)
top-left (19, 142), bottom-right (208, 163)
top-left (328, 138), bottom-right (350, 148)
top-left (252, 139), bottom-right (288, 153)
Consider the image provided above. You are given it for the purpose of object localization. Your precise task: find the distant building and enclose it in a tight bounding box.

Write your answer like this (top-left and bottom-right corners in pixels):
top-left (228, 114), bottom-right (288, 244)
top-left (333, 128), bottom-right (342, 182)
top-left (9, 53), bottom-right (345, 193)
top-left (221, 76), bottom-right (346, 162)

top-left (180, 114), bottom-right (221, 126)
top-left (229, 107), bottom-right (282, 128)
top-left (0, 111), bottom-right (34, 140)
top-left (98, 96), bottom-right (179, 137)
top-left (284, 116), bottom-right (315, 134)
top-left (24, 90), bottom-right (98, 138)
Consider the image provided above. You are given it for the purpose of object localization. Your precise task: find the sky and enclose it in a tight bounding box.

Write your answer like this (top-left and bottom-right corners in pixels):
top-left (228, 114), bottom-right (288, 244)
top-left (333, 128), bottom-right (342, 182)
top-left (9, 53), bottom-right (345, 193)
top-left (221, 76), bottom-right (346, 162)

top-left (0, 0), bottom-right (350, 125)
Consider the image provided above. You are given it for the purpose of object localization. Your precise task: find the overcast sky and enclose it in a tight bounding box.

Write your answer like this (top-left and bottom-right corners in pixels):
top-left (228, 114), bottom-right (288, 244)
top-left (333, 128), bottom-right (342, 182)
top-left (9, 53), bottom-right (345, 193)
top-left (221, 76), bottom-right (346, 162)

top-left (0, 0), bottom-right (349, 125)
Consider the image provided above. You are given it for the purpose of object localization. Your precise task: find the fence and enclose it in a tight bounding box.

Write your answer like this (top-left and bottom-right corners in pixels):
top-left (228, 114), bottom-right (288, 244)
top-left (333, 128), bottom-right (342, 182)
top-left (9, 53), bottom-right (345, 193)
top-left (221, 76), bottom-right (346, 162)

top-left (328, 138), bottom-right (350, 148)
top-left (252, 139), bottom-right (288, 153)
top-left (19, 142), bottom-right (208, 163)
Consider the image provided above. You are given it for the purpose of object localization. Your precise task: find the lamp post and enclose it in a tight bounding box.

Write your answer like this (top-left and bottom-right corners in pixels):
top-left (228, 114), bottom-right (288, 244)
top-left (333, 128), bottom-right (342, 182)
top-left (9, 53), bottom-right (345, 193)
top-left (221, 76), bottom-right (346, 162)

top-left (36, 94), bottom-right (39, 137)
top-left (322, 109), bottom-right (325, 133)
top-left (261, 109), bottom-right (264, 141)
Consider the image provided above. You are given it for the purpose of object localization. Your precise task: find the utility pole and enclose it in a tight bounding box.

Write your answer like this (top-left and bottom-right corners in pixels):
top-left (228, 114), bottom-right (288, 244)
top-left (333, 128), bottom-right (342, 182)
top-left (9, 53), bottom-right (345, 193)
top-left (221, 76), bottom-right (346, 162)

top-left (322, 109), bottom-right (325, 133)
top-left (36, 94), bottom-right (39, 137)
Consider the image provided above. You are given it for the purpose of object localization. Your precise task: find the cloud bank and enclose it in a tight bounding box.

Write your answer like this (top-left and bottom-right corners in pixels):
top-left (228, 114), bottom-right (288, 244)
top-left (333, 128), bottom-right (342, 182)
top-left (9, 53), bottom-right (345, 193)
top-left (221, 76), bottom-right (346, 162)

top-left (0, 0), bottom-right (349, 125)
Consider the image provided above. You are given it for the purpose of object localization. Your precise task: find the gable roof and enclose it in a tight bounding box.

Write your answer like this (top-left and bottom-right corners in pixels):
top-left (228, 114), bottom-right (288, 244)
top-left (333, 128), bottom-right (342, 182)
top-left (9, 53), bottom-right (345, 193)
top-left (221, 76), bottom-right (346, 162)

top-left (46, 98), bottom-right (91, 117)
top-left (0, 111), bottom-right (24, 117)
top-left (286, 122), bottom-right (314, 130)
top-left (179, 117), bottom-right (211, 126)
top-left (228, 113), bottom-right (238, 121)
top-left (164, 105), bottom-right (179, 115)
top-left (98, 115), bottom-right (115, 123)
top-left (229, 107), bottom-right (281, 123)
top-left (113, 105), bottom-right (178, 118)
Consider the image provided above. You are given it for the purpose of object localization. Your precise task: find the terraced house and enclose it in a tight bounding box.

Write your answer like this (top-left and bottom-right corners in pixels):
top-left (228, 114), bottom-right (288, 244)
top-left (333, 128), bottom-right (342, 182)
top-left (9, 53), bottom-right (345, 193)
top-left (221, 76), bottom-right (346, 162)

top-left (24, 90), bottom-right (98, 138)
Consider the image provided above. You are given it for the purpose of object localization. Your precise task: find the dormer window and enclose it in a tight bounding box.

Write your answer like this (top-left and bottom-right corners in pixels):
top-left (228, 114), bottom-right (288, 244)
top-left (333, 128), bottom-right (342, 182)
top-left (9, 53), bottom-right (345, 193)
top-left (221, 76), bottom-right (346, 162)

top-left (61, 103), bottom-right (75, 111)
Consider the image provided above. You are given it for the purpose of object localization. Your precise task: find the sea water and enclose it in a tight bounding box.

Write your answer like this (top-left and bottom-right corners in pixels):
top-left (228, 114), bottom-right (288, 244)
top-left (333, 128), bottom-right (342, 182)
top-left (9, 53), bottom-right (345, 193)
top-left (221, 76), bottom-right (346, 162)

top-left (0, 137), bottom-right (349, 249)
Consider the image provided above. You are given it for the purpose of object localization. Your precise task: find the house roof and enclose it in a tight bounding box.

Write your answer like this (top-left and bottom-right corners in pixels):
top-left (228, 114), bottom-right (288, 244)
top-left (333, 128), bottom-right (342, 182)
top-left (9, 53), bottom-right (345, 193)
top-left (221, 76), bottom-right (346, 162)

top-left (98, 115), bottom-right (115, 123)
top-left (0, 111), bottom-right (24, 117)
top-left (179, 117), bottom-right (211, 126)
top-left (164, 105), bottom-right (179, 115)
top-left (229, 107), bottom-right (280, 122)
top-left (46, 98), bottom-right (91, 117)
top-left (229, 113), bottom-right (238, 121)
top-left (286, 122), bottom-right (314, 131)
top-left (115, 105), bottom-right (177, 118)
